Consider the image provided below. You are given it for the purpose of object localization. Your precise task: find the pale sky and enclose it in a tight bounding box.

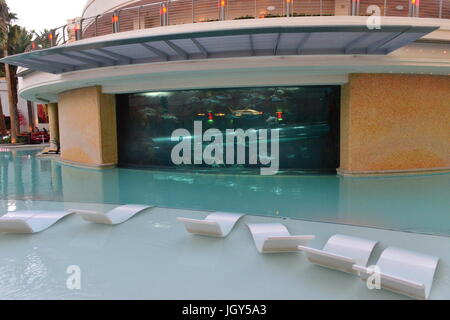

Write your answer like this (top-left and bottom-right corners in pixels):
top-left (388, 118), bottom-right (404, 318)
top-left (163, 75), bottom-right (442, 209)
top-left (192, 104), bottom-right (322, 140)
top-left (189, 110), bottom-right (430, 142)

top-left (7, 0), bottom-right (87, 33)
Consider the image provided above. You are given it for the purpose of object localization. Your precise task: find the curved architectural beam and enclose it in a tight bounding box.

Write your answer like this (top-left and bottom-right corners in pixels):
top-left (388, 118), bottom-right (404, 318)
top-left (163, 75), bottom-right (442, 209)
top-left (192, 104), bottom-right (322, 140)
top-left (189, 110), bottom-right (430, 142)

top-left (1, 21), bottom-right (438, 74)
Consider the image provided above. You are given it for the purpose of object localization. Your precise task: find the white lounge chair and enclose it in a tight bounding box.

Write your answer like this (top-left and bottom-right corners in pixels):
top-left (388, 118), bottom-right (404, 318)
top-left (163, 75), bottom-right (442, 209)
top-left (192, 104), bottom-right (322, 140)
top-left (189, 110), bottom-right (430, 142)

top-left (71, 204), bottom-right (153, 225)
top-left (177, 212), bottom-right (243, 237)
top-left (247, 223), bottom-right (315, 253)
top-left (352, 247), bottom-right (440, 300)
top-left (0, 210), bottom-right (74, 233)
top-left (297, 234), bottom-right (378, 274)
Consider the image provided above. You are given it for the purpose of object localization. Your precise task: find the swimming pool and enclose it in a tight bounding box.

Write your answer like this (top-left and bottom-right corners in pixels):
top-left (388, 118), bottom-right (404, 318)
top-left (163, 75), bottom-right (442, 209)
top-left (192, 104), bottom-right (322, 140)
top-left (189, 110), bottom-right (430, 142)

top-left (1, 148), bottom-right (449, 236)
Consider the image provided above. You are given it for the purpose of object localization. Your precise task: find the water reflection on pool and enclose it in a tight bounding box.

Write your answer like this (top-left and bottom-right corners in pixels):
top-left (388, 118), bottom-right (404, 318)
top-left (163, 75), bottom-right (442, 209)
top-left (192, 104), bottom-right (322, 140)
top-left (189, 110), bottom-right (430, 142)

top-left (1, 149), bottom-right (449, 236)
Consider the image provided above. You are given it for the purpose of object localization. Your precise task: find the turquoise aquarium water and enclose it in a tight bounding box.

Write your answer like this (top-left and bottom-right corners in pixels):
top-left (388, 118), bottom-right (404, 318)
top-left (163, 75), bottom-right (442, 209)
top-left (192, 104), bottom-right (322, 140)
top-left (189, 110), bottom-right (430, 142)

top-left (116, 86), bottom-right (340, 171)
top-left (0, 149), bottom-right (449, 236)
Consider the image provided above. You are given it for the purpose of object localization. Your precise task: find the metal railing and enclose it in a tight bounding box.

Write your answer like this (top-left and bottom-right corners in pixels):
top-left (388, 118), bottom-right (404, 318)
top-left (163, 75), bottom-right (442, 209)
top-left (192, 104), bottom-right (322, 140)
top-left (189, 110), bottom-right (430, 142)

top-left (31, 0), bottom-right (450, 50)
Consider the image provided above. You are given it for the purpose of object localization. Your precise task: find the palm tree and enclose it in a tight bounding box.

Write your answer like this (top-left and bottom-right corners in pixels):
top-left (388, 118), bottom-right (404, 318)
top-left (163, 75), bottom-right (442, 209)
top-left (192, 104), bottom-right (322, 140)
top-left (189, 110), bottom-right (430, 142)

top-left (6, 25), bottom-right (32, 134)
top-left (9, 25), bottom-right (32, 54)
top-left (0, 91), bottom-right (6, 135)
top-left (0, 0), bottom-right (19, 142)
top-left (33, 28), bottom-right (60, 49)
top-left (0, 0), bottom-right (10, 136)
top-left (0, 3), bottom-right (33, 142)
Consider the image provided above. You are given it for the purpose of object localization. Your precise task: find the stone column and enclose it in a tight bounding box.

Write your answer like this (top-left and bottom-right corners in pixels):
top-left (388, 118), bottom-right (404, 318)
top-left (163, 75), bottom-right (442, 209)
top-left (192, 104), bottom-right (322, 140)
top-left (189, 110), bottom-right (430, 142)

top-left (47, 102), bottom-right (60, 151)
top-left (58, 86), bottom-right (117, 167)
top-left (339, 74), bottom-right (450, 176)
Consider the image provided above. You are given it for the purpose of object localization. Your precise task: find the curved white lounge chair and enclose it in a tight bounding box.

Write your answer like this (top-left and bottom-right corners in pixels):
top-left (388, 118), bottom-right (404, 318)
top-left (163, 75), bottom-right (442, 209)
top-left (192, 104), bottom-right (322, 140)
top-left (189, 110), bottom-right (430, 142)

top-left (298, 234), bottom-right (378, 274)
top-left (352, 247), bottom-right (440, 300)
top-left (0, 210), bottom-right (74, 233)
top-left (72, 204), bottom-right (153, 225)
top-left (247, 223), bottom-right (315, 253)
top-left (177, 212), bottom-right (243, 237)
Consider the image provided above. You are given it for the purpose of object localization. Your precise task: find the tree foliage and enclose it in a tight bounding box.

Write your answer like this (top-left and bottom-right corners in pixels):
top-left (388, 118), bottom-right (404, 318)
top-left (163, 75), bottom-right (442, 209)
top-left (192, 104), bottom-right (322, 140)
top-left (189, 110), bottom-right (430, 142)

top-left (0, 0), bottom-right (33, 139)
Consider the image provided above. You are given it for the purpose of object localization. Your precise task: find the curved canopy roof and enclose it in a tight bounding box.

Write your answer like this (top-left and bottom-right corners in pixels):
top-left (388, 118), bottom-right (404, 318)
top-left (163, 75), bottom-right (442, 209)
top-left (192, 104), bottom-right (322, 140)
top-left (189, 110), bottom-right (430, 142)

top-left (1, 24), bottom-right (438, 75)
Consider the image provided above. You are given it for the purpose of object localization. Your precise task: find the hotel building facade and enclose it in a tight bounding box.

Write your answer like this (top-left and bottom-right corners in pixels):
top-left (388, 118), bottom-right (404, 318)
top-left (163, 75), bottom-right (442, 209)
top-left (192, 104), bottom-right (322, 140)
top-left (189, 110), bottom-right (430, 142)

top-left (2, 0), bottom-right (449, 175)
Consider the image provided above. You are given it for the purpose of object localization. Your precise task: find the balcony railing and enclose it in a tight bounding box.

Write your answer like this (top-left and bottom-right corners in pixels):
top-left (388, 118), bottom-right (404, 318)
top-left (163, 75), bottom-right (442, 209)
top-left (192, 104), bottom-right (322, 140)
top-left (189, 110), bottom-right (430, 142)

top-left (34, 0), bottom-right (450, 50)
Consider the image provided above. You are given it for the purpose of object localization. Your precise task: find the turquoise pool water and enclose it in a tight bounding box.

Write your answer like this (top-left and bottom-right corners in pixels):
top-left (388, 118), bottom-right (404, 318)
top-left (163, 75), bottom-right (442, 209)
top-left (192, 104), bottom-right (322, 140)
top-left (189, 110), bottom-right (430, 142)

top-left (1, 148), bottom-right (449, 236)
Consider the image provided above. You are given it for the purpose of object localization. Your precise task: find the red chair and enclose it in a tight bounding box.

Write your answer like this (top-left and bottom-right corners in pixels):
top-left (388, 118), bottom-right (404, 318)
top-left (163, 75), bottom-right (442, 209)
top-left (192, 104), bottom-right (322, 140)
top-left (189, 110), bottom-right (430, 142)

top-left (30, 131), bottom-right (50, 144)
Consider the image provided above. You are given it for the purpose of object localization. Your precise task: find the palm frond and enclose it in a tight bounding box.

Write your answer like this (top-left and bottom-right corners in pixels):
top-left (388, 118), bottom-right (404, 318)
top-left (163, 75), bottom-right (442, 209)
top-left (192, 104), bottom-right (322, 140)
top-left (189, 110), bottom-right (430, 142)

top-left (8, 25), bottom-right (32, 55)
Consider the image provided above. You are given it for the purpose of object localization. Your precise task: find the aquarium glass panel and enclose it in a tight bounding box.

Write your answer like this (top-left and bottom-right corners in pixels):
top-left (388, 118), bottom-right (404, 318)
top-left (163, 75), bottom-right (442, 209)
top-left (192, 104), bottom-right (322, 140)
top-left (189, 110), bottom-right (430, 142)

top-left (117, 86), bottom-right (340, 173)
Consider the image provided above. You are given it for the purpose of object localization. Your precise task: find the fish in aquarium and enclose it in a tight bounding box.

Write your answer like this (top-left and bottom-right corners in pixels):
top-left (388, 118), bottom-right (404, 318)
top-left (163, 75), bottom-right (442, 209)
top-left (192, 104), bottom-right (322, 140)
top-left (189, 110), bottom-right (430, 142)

top-left (187, 96), bottom-right (201, 103)
top-left (271, 96), bottom-right (282, 102)
top-left (203, 98), bottom-right (221, 104)
top-left (266, 116), bottom-right (277, 123)
top-left (161, 114), bottom-right (178, 120)
top-left (216, 95), bottom-right (231, 100)
top-left (140, 108), bottom-right (158, 117)
top-left (227, 107), bottom-right (264, 119)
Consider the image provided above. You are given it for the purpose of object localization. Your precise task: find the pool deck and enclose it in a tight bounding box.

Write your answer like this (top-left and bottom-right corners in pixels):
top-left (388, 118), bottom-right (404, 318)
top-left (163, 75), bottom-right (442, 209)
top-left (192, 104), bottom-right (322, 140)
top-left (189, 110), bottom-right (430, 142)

top-left (0, 200), bottom-right (449, 300)
top-left (0, 144), bottom-right (48, 149)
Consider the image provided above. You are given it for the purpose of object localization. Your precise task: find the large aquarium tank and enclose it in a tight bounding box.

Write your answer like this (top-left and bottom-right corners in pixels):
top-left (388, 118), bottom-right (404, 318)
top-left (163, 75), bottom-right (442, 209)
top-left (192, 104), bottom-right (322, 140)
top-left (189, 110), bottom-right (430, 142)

top-left (116, 86), bottom-right (340, 173)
